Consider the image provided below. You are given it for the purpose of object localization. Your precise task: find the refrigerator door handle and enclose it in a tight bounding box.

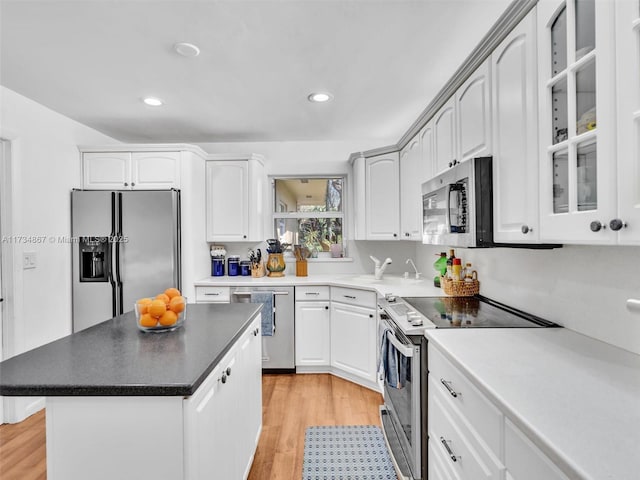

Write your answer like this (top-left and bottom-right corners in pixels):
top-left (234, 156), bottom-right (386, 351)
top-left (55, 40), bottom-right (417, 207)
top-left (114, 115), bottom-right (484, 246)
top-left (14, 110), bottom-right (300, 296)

top-left (108, 192), bottom-right (118, 318)
top-left (115, 192), bottom-right (124, 315)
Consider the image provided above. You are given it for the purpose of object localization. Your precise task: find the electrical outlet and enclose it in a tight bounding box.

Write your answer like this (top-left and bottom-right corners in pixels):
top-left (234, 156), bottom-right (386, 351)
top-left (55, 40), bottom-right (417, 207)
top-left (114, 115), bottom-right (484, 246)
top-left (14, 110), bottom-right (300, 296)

top-left (23, 252), bottom-right (37, 269)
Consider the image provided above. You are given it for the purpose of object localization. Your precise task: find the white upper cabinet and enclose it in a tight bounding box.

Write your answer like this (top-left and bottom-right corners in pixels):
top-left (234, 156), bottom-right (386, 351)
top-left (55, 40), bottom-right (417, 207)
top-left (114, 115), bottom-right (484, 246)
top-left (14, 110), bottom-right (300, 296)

top-left (615, 0), bottom-right (640, 244)
top-left (433, 97), bottom-right (458, 175)
top-left (492, 9), bottom-right (540, 243)
top-left (82, 152), bottom-right (130, 190)
top-left (400, 137), bottom-right (423, 240)
top-left (130, 152), bottom-right (181, 190)
top-left (82, 150), bottom-right (181, 190)
top-left (432, 60), bottom-right (491, 177)
top-left (364, 153), bottom-right (400, 240)
top-left (205, 154), bottom-right (265, 242)
top-left (352, 155), bottom-right (367, 240)
top-left (457, 58), bottom-right (492, 162)
top-left (537, 0), bottom-right (617, 243)
top-left (420, 121), bottom-right (435, 182)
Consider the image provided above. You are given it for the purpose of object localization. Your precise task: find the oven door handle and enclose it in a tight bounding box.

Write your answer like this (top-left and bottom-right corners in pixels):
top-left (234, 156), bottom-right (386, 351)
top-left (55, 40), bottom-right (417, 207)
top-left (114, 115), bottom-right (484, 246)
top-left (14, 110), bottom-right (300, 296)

top-left (386, 331), bottom-right (414, 357)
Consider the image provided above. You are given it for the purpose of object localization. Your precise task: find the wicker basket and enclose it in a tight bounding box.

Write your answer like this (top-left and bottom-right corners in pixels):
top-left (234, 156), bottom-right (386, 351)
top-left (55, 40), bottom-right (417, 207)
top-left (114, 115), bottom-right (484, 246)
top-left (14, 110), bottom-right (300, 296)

top-left (441, 276), bottom-right (480, 296)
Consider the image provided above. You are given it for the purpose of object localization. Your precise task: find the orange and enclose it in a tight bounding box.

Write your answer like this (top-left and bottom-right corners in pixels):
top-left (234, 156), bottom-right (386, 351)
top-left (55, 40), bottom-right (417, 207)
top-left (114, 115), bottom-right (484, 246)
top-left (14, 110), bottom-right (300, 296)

top-left (136, 298), bottom-right (152, 314)
top-left (139, 313), bottom-right (157, 328)
top-left (164, 287), bottom-right (181, 299)
top-left (169, 295), bottom-right (185, 313)
top-left (148, 299), bottom-right (167, 318)
top-left (158, 310), bottom-right (178, 326)
top-left (155, 293), bottom-right (170, 305)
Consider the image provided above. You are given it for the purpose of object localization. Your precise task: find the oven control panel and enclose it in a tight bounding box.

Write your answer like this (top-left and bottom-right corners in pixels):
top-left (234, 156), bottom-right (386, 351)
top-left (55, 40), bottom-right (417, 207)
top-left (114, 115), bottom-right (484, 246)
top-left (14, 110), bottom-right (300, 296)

top-left (378, 295), bottom-right (435, 335)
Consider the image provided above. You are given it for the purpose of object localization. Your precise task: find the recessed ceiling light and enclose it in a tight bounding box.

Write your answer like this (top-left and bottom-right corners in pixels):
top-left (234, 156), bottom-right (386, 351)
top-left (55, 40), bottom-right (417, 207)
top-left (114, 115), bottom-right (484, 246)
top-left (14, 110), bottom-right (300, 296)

top-left (142, 97), bottom-right (164, 107)
top-left (307, 92), bottom-right (333, 103)
top-left (174, 42), bottom-right (201, 57)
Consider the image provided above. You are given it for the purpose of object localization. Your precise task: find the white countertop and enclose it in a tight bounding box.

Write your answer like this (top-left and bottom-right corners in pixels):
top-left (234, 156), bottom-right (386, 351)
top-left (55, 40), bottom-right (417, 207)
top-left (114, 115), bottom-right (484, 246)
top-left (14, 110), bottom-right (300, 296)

top-left (425, 328), bottom-right (640, 480)
top-left (195, 273), bottom-right (445, 298)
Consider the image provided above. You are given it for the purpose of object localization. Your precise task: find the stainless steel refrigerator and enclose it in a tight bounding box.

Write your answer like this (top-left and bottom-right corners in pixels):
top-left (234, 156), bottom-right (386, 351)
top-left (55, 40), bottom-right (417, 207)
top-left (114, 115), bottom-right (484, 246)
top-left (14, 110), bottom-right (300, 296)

top-left (71, 189), bottom-right (181, 332)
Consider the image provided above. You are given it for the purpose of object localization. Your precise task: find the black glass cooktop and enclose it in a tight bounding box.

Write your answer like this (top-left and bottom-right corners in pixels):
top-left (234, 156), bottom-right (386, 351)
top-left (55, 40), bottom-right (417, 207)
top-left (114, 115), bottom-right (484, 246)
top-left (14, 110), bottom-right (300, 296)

top-left (402, 296), bottom-right (558, 328)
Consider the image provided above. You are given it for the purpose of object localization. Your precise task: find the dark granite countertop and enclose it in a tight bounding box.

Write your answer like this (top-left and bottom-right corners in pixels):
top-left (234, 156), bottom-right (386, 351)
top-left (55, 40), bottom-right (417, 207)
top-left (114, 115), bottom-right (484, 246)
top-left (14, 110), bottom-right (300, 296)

top-left (0, 303), bottom-right (262, 396)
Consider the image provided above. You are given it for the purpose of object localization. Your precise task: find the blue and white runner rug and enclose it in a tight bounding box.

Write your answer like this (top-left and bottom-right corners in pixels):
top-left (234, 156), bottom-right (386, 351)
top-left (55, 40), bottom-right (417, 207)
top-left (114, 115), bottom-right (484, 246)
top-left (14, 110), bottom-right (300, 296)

top-left (302, 425), bottom-right (398, 479)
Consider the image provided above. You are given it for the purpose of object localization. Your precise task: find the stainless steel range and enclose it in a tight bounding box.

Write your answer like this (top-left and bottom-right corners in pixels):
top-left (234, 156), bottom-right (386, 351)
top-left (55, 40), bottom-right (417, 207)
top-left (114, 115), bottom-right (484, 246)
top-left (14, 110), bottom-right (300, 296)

top-left (377, 295), bottom-right (559, 480)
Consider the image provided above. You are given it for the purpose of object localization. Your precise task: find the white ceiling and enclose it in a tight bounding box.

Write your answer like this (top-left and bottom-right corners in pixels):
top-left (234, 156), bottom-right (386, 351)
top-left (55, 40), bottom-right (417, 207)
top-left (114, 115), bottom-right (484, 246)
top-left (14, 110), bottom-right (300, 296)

top-left (0, 0), bottom-right (511, 144)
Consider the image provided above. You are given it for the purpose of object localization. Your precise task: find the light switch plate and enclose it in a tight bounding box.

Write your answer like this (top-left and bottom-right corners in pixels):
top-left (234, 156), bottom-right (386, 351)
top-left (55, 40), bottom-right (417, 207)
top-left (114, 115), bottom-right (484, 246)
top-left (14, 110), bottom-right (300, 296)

top-left (23, 252), bottom-right (37, 269)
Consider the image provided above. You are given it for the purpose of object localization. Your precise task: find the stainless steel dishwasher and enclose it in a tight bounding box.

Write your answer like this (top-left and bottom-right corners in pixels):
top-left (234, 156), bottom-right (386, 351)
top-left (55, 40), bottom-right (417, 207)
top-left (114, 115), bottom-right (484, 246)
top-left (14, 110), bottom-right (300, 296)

top-left (231, 286), bottom-right (295, 372)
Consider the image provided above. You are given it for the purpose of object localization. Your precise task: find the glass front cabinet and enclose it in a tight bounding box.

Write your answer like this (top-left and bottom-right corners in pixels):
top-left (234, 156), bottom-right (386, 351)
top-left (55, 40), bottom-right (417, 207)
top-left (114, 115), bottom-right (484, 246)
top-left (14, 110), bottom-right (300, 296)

top-left (615, 0), bottom-right (640, 244)
top-left (537, 0), bottom-right (618, 243)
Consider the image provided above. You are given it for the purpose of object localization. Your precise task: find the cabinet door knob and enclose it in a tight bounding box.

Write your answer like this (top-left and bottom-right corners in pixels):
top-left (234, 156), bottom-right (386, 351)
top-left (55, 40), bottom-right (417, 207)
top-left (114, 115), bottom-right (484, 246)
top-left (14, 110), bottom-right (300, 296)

top-left (221, 373), bottom-right (227, 384)
top-left (369, 314), bottom-right (374, 318)
top-left (609, 219), bottom-right (627, 231)
top-left (448, 162), bottom-right (453, 168)
top-left (226, 367), bottom-right (232, 376)
top-left (131, 182), bottom-right (135, 187)
top-left (393, 233), bottom-right (397, 237)
top-left (590, 221), bottom-right (603, 232)
top-left (243, 235), bottom-right (247, 239)
top-left (325, 306), bottom-right (329, 310)
top-left (124, 182), bottom-right (129, 187)
top-left (521, 225), bottom-right (532, 234)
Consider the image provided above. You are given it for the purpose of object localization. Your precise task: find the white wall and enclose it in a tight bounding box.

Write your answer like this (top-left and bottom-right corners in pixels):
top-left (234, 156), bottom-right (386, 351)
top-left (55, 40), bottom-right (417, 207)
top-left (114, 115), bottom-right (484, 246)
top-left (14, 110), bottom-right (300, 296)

top-left (0, 87), bottom-right (119, 355)
top-left (417, 243), bottom-right (640, 355)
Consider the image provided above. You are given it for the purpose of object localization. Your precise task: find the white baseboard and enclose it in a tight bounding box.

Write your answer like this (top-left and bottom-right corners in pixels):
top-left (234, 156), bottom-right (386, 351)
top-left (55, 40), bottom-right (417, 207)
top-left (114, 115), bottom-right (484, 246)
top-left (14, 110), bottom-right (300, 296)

top-left (3, 396), bottom-right (45, 423)
top-left (295, 366), bottom-right (382, 393)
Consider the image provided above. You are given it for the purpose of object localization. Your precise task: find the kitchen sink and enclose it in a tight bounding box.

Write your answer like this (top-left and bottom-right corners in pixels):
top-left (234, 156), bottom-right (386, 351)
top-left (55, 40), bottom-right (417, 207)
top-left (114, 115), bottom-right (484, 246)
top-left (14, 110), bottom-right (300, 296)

top-left (346, 275), bottom-right (426, 285)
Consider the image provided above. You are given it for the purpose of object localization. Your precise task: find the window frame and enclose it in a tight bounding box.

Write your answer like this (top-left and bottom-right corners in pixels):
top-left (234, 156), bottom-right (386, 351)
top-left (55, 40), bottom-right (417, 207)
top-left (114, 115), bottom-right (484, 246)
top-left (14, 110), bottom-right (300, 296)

top-left (270, 175), bottom-right (348, 259)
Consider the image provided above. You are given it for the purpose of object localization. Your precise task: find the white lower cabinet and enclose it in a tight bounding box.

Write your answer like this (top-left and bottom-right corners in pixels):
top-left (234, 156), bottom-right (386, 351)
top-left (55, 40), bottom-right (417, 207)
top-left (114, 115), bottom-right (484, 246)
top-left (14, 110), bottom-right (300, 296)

top-left (428, 343), bottom-right (571, 480)
top-left (504, 419), bottom-right (569, 480)
top-left (429, 376), bottom-right (503, 480)
top-left (295, 286), bottom-right (331, 367)
top-left (329, 287), bottom-right (377, 387)
top-left (184, 315), bottom-right (262, 480)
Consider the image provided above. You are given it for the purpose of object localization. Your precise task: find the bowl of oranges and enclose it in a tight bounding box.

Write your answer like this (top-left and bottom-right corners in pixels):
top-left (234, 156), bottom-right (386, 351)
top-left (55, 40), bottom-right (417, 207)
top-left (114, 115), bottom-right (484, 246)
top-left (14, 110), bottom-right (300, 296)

top-left (135, 288), bottom-right (186, 332)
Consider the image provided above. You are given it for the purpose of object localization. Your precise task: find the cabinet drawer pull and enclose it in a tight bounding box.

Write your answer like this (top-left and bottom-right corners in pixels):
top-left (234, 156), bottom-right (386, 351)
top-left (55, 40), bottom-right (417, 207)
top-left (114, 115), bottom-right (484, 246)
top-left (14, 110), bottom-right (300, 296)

top-left (205, 292), bottom-right (220, 296)
top-left (344, 295), bottom-right (356, 299)
top-left (440, 378), bottom-right (459, 398)
top-left (440, 437), bottom-right (459, 462)
top-left (305, 292), bottom-right (320, 296)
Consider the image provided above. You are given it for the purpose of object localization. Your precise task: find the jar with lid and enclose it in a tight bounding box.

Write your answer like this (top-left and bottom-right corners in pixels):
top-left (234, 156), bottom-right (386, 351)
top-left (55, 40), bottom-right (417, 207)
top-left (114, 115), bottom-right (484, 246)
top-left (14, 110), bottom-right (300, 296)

top-left (227, 255), bottom-right (240, 276)
top-left (240, 260), bottom-right (251, 276)
top-left (211, 256), bottom-right (225, 276)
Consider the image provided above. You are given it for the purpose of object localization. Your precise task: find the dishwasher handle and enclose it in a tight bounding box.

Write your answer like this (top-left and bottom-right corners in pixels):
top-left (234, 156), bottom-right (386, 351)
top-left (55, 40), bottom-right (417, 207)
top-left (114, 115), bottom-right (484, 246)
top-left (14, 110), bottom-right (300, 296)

top-left (232, 290), bottom-right (290, 296)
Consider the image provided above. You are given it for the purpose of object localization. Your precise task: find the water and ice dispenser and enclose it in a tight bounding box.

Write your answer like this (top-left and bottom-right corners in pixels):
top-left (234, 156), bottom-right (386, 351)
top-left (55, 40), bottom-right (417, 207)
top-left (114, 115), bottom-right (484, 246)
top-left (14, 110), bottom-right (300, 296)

top-left (79, 237), bottom-right (109, 282)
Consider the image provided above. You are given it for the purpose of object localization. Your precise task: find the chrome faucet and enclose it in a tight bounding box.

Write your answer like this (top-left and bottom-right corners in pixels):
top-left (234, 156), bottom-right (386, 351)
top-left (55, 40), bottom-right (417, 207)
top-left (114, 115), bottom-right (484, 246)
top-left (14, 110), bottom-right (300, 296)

top-left (370, 255), bottom-right (393, 280)
top-left (405, 258), bottom-right (421, 279)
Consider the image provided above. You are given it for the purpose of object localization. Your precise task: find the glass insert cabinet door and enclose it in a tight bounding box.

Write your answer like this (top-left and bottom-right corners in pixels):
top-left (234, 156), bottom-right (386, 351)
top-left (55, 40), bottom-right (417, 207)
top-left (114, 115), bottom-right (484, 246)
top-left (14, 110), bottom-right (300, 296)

top-left (538, 0), bottom-right (617, 243)
top-left (615, 0), bottom-right (640, 244)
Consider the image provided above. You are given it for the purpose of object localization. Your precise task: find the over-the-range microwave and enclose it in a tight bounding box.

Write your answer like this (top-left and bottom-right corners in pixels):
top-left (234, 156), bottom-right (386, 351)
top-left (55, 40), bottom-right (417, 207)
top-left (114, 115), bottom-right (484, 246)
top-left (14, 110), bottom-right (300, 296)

top-left (422, 156), bottom-right (494, 248)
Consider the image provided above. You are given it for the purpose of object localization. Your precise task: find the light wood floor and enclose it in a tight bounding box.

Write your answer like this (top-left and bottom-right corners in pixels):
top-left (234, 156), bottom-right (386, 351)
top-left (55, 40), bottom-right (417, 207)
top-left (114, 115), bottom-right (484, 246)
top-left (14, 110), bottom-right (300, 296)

top-left (0, 373), bottom-right (383, 480)
top-left (0, 408), bottom-right (46, 480)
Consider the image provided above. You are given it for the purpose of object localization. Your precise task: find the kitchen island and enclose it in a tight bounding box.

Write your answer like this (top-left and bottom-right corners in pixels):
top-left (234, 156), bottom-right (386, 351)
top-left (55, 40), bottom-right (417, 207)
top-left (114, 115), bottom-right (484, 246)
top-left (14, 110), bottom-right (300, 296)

top-left (0, 303), bottom-right (263, 480)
